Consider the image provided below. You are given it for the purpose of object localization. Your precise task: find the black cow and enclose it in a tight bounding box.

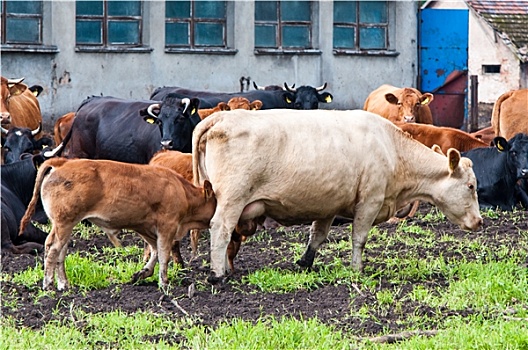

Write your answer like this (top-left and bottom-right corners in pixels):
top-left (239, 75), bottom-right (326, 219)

top-left (462, 133), bottom-right (528, 210)
top-left (150, 82), bottom-right (332, 110)
top-left (47, 94), bottom-right (201, 164)
top-left (1, 153), bottom-right (48, 254)
top-left (1, 124), bottom-right (53, 164)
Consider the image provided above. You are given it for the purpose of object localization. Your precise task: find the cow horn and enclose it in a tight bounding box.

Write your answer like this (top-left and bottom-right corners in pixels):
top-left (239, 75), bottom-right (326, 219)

top-left (31, 123), bottom-right (42, 136)
top-left (43, 143), bottom-right (63, 158)
top-left (253, 82), bottom-right (264, 90)
top-left (1, 126), bottom-right (9, 134)
top-left (315, 82), bottom-right (327, 92)
top-left (147, 103), bottom-right (161, 117)
top-left (7, 77), bottom-right (25, 86)
top-left (284, 82), bottom-right (296, 92)
top-left (181, 98), bottom-right (191, 114)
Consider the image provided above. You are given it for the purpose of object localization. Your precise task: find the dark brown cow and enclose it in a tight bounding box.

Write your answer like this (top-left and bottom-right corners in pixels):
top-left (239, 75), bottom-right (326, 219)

top-left (198, 97), bottom-right (263, 120)
top-left (470, 126), bottom-right (495, 146)
top-left (20, 158), bottom-right (216, 290)
top-left (396, 122), bottom-right (489, 154)
top-left (491, 89), bottom-right (528, 140)
top-left (149, 149), bottom-right (260, 272)
top-left (0, 77), bottom-right (43, 138)
top-left (53, 112), bottom-right (75, 146)
top-left (364, 84), bottom-right (434, 124)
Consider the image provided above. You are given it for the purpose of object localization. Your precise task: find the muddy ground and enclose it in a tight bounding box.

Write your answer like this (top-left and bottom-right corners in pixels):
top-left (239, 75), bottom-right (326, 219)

top-left (1, 203), bottom-right (527, 345)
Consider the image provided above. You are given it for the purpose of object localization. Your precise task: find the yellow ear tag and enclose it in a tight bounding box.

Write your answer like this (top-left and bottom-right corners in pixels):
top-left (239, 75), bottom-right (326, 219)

top-left (325, 95), bottom-right (332, 103)
top-left (286, 97), bottom-right (292, 103)
top-left (421, 97), bottom-right (429, 105)
top-left (497, 142), bottom-right (504, 152)
top-left (191, 108), bottom-right (196, 115)
top-left (145, 117), bottom-right (156, 124)
top-left (32, 91), bottom-right (39, 97)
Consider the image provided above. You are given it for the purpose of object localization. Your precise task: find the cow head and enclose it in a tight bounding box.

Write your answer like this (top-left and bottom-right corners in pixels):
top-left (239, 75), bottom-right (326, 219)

top-left (141, 94), bottom-right (201, 152)
top-left (385, 88), bottom-right (433, 123)
top-left (495, 134), bottom-right (528, 179)
top-left (1, 124), bottom-right (53, 164)
top-left (226, 97), bottom-right (263, 111)
top-left (1, 77), bottom-right (27, 125)
top-left (284, 82), bottom-right (333, 109)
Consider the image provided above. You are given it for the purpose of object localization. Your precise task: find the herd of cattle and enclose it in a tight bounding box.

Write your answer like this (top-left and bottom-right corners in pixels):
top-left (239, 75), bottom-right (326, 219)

top-left (1, 74), bottom-right (527, 288)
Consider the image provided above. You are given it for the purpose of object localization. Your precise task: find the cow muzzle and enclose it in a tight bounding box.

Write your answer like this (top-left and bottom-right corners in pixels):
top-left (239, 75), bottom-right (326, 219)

top-left (161, 140), bottom-right (173, 149)
top-left (403, 115), bottom-right (416, 123)
top-left (0, 113), bottom-right (11, 125)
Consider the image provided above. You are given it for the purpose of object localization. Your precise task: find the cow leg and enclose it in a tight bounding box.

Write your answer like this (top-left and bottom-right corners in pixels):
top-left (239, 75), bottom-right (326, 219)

top-left (297, 218), bottom-right (333, 268)
top-left (351, 203), bottom-right (381, 271)
top-left (55, 242), bottom-right (70, 291)
top-left (157, 234), bottom-right (174, 288)
top-left (208, 208), bottom-right (240, 283)
top-left (101, 228), bottom-right (122, 247)
top-left (43, 224), bottom-right (73, 290)
top-left (170, 240), bottom-right (184, 266)
top-left (132, 237), bottom-right (158, 283)
top-left (189, 228), bottom-right (201, 261)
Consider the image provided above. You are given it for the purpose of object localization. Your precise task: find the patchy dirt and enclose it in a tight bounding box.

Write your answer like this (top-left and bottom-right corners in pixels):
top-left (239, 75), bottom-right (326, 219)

top-left (1, 203), bottom-right (527, 343)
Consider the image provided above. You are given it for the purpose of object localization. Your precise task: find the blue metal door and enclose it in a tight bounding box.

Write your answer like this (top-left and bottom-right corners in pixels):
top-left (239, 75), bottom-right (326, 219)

top-left (419, 9), bottom-right (469, 128)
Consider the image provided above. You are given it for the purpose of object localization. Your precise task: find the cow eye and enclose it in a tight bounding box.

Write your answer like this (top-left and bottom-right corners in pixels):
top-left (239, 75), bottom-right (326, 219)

top-left (510, 151), bottom-right (517, 158)
top-left (468, 183), bottom-right (474, 190)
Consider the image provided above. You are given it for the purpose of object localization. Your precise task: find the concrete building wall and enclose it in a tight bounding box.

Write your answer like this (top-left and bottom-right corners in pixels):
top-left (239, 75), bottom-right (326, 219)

top-left (1, 1), bottom-right (419, 131)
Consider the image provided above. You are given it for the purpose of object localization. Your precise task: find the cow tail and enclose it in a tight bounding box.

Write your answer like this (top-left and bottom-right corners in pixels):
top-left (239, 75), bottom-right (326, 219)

top-left (491, 91), bottom-right (513, 137)
top-left (19, 158), bottom-right (67, 236)
top-left (192, 116), bottom-right (219, 187)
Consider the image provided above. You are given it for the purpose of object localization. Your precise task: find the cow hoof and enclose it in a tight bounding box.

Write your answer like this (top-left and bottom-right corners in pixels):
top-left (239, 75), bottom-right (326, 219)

top-left (131, 269), bottom-right (148, 283)
top-left (207, 273), bottom-right (228, 285)
top-left (296, 258), bottom-right (312, 268)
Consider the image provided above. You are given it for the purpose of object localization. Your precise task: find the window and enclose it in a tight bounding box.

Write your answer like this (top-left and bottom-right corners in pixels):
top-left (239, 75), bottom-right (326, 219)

top-left (76, 0), bottom-right (143, 47)
top-left (165, 0), bottom-right (226, 48)
top-left (333, 1), bottom-right (388, 51)
top-left (255, 1), bottom-right (312, 50)
top-left (1, 0), bottom-right (43, 44)
top-left (482, 65), bottom-right (501, 74)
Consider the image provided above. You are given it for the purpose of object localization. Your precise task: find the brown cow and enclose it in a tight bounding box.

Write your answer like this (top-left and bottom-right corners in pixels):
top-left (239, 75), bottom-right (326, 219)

top-left (470, 126), bottom-right (495, 146)
top-left (0, 77), bottom-right (43, 138)
top-left (491, 89), bottom-right (528, 140)
top-left (149, 149), bottom-right (260, 271)
top-left (53, 112), bottom-right (75, 146)
top-left (198, 97), bottom-right (263, 120)
top-left (396, 122), bottom-right (488, 154)
top-left (364, 84), bottom-right (434, 124)
top-left (19, 157), bottom-right (216, 290)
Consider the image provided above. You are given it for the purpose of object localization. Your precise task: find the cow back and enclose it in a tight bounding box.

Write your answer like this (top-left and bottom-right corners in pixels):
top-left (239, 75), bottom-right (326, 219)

top-left (491, 89), bottom-right (528, 140)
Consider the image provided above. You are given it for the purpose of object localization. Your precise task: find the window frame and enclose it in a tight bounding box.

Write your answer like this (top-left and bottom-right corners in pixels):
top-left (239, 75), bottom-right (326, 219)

top-left (1, 0), bottom-right (57, 52)
top-left (254, 0), bottom-right (321, 55)
top-left (75, 0), bottom-right (151, 53)
top-left (164, 0), bottom-right (236, 55)
top-left (333, 0), bottom-right (398, 57)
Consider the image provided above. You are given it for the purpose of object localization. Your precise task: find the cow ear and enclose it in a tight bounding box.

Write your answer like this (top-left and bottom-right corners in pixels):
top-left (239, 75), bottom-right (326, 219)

top-left (318, 92), bottom-right (333, 103)
top-left (385, 93), bottom-right (399, 105)
top-left (188, 98), bottom-right (200, 115)
top-left (29, 85), bottom-right (43, 97)
top-left (218, 102), bottom-right (229, 111)
top-left (143, 115), bottom-right (159, 125)
top-left (9, 84), bottom-right (27, 97)
top-left (203, 180), bottom-right (214, 200)
top-left (37, 137), bottom-right (54, 149)
top-left (494, 137), bottom-right (508, 152)
top-left (447, 148), bottom-right (461, 173)
top-left (431, 144), bottom-right (444, 155)
top-left (283, 92), bottom-right (294, 104)
top-left (421, 93), bottom-right (434, 105)
top-left (251, 100), bottom-right (263, 110)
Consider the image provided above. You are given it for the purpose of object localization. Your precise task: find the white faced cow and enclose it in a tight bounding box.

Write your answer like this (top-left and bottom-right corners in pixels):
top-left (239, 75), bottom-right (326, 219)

top-left (192, 109), bottom-right (483, 283)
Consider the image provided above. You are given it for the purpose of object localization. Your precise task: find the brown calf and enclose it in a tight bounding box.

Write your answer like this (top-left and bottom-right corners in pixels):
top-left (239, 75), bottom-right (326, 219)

top-left (20, 158), bottom-right (216, 290)
top-left (470, 126), bottom-right (495, 146)
top-left (149, 149), bottom-right (261, 271)
top-left (364, 84), bottom-right (434, 124)
top-left (198, 97), bottom-right (263, 120)
top-left (53, 112), bottom-right (75, 146)
top-left (396, 122), bottom-right (488, 154)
